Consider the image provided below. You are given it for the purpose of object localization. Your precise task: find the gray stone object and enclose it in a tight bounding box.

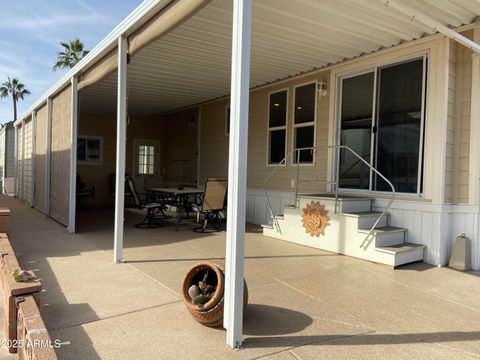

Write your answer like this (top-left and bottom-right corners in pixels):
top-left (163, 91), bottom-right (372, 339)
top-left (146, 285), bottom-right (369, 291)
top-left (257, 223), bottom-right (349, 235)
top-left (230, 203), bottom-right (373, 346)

top-left (449, 235), bottom-right (471, 271)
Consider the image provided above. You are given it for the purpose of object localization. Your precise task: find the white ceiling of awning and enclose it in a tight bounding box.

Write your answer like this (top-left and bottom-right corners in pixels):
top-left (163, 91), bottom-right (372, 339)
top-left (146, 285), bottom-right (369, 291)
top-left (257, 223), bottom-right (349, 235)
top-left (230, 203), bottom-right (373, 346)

top-left (79, 0), bottom-right (480, 116)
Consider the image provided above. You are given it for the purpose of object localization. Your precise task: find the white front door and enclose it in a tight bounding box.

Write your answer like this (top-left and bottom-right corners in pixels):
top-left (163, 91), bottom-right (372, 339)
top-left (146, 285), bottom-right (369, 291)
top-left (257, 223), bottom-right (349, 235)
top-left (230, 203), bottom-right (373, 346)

top-left (133, 139), bottom-right (161, 192)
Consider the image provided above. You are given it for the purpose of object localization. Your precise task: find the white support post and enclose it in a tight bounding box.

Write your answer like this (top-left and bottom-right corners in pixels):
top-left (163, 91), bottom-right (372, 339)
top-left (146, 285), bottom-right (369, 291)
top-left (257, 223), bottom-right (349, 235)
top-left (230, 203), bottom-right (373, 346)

top-left (21, 119), bottom-right (25, 200)
top-left (224, 0), bottom-right (252, 349)
top-left (13, 126), bottom-right (18, 197)
top-left (45, 98), bottom-right (52, 216)
top-left (31, 110), bottom-right (37, 208)
top-left (114, 35), bottom-right (128, 263)
top-left (68, 77), bottom-right (78, 233)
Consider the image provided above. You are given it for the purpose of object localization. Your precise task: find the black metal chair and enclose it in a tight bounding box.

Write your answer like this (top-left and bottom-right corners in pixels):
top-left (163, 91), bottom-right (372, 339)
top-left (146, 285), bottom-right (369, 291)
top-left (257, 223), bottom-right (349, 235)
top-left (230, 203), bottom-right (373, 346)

top-left (126, 176), bottom-right (167, 228)
top-left (192, 178), bottom-right (227, 233)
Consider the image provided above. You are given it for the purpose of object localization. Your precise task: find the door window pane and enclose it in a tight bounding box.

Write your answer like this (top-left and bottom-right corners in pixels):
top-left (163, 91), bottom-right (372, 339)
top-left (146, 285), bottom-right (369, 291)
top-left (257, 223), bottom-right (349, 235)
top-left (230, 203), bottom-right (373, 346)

top-left (138, 145), bottom-right (155, 175)
top-left (339, 72), bottom-right (374, 189)
top-left (375, 59), bottom-right (423, 193)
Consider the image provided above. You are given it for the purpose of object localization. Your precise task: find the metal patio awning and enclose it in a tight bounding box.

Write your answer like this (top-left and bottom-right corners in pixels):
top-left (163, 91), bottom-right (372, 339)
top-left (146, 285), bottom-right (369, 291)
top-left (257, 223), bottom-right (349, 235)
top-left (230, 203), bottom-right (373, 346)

top-left (78, 0), bottom-right (480, 116)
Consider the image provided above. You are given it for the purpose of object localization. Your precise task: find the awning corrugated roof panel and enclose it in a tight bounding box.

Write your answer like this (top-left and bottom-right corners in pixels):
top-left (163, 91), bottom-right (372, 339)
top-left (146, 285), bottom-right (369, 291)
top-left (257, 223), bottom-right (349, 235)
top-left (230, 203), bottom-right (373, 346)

top-left (73, 0), bottom-right (478, 115)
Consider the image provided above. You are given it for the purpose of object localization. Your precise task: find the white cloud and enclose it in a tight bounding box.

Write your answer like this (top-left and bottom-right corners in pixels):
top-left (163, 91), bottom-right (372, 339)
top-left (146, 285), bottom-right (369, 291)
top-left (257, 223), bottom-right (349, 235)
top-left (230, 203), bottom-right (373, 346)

top-left (0, 14), bottom-right (105, 31)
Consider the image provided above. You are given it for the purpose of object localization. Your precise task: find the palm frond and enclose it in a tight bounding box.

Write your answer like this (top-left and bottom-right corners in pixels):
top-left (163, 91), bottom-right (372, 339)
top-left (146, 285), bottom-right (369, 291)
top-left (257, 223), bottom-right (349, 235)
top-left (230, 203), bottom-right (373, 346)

top-left (53, 39), bottom-right (90, 70)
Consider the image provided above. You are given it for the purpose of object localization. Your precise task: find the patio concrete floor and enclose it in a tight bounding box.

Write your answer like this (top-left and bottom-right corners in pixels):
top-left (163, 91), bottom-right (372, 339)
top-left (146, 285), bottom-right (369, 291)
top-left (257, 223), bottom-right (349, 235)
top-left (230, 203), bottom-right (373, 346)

top-left (1, 196), bottom-right (480, 359)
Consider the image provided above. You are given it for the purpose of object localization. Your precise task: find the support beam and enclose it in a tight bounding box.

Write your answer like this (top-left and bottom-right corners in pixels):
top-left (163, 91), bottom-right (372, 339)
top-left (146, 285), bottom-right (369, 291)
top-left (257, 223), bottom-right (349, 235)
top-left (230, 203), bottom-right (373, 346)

top-left (224, 0), bottom-right (252, 349)
top-left (31, 111), bottom-right (37, 208)
top-left (383, 0), bottom-right (480, 54)
top-left (45, 98), bottom-right (52, 216)
top-left (113, 35), bottom-right (128, 263)
top-left (68, 77), bottom-right (79, 234)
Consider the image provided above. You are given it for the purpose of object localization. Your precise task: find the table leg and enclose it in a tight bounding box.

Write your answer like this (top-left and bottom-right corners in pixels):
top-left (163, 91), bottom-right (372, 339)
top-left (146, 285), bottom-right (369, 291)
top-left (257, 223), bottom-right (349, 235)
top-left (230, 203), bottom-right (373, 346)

top-left (175, 194), bottom-right (186, 231)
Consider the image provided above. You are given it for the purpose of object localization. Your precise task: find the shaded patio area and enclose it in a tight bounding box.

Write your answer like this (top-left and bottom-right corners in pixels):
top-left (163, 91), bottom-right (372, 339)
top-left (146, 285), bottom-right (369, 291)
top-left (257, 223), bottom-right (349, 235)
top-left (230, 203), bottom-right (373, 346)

top-left (2, 195), bottom-right (480, 359)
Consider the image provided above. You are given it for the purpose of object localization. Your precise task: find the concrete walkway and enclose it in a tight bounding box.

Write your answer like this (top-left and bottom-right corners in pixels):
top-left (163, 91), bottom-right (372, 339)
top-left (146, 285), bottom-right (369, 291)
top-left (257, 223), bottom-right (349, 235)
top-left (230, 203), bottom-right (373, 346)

top-left (2, 196), bottom-right (480, 359)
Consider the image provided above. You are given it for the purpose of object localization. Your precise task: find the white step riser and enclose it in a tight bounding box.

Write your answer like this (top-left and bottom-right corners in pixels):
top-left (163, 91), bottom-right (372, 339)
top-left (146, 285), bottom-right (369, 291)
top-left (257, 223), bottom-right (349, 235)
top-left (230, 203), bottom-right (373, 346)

top-left (263, 218), bottom-right (285, 237)
top-left (262, 194), bottom-right (423, 268)
top-left (394, 248), bottom-right (424, 267)
top-left (340, 200), bottom-right (372, 213)
top-left (357, 215), bottom-right (388, 229)
top-left (375, 231), bottom-right (405, 247)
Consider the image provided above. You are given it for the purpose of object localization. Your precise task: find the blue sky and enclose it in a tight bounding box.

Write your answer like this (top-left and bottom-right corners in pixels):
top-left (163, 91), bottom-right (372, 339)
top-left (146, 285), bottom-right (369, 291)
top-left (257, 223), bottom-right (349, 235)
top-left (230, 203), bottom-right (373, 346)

top-left (0, 0), bottom-right (143, 124)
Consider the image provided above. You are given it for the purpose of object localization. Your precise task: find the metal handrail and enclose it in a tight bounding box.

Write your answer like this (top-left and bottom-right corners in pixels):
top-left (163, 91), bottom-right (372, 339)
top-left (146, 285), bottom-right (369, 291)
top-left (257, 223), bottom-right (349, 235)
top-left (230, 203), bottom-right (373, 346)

top-left (263, 145), bottom-right (396, 249)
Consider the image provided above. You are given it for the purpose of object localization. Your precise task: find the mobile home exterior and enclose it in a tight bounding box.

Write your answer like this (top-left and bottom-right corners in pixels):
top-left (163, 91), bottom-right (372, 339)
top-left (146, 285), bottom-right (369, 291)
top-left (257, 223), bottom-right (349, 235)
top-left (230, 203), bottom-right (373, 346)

top-left (11, 0), bottom-right (480, 347)
top-left (0, 121), bottom-right (15, 194)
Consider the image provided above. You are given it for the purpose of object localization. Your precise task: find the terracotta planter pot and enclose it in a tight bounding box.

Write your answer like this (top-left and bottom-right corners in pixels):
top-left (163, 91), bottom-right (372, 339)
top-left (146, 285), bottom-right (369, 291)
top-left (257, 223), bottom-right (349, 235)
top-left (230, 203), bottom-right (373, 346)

top-left (181, 261), bottom-right (248, 327)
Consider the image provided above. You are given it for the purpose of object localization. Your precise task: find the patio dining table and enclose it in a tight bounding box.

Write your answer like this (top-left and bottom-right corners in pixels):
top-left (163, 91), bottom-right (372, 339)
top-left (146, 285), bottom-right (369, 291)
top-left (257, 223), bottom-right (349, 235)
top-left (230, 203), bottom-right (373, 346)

top-left (146, 187), bottom-right (204, 231)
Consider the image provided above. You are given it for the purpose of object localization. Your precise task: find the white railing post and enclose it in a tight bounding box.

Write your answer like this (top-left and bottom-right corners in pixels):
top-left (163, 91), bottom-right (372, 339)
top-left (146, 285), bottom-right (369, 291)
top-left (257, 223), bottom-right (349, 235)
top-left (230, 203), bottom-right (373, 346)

top-left (68, 77), bottom-right (78, 234)
top-left (224, 0), bottom-right (252, 349)
top-left (114, 35), bottom-right (128, 263)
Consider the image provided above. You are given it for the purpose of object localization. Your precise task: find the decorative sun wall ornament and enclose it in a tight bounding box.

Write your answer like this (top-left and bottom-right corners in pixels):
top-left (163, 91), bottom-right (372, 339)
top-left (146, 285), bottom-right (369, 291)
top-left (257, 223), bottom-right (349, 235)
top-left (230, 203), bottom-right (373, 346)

top-left (301, 201), bottom-right (330, 237)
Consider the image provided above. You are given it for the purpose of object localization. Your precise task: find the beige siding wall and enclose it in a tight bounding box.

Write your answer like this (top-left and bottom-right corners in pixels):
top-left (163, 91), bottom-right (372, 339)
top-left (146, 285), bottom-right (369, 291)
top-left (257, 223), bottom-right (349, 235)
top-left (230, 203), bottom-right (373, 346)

top-left (450, 30), bottom-right (473, 204)
top-left (34, 105), bottom-right (47, 212)
top-left (77, 113), bottom-right (116, 207)
top-left (50, 85), bottom-right (72, 226)
top-left (163, 109), bottom-right (198, 183)
top-left (199, 72), bottom-right (330, 192)
top-left (198, 101), bottom-right (229, 181)
top-left (445, 39), bottom-right (456, 203)
top-left (197, 35), bottom-right (471, 204)
top-left (77, 113), bottom-right (167, 207)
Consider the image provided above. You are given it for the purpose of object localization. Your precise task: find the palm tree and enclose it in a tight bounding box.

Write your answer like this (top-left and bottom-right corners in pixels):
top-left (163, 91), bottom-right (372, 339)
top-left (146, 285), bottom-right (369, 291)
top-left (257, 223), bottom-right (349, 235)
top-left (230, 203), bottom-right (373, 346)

top-left (52, 39), bottom-right (89, 71)
top-left (0, 77), bottom-right (31, 122)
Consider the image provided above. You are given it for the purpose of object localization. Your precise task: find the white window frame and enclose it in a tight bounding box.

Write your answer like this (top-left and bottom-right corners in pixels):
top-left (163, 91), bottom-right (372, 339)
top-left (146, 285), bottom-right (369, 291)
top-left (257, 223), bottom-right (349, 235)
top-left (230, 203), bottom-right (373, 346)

top-left (335, 52), bottom-right (428, 197)
top-left (77, 135), bottom-right (103, 166)
top-left (292, 81), bottom-right (318, 166)
top-left (266, 88), bottom-right (289, 167)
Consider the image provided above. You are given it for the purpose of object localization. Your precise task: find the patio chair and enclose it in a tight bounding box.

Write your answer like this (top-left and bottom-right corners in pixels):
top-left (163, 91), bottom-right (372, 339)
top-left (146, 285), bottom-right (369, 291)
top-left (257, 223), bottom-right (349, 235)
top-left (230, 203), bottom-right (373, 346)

top-left (192, 178), bottom-right (227, 233)
top-left (76, 173), bottom-right (95, 208)
top-left (126, 176), bottom-right (167, 228)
